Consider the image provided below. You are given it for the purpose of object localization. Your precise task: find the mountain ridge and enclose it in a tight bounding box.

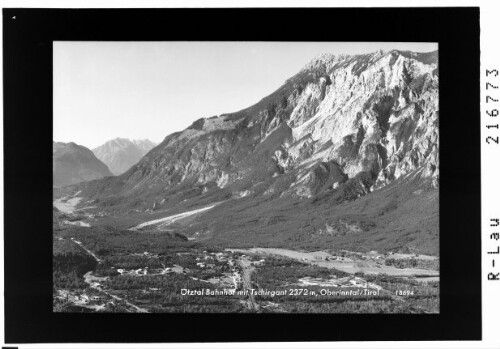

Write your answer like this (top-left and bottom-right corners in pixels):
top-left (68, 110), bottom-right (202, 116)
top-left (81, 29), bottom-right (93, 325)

top-left (59, 49), bottom-right (439, 255)
top-left (92, 138), bottom-right (157, 175)
top-left (53, 141), bottom-right (113, 187)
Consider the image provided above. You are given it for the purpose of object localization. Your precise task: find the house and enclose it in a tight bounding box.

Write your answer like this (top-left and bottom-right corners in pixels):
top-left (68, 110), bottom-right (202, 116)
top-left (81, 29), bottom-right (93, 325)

top-left (79, 294), bottom-right (89, 304)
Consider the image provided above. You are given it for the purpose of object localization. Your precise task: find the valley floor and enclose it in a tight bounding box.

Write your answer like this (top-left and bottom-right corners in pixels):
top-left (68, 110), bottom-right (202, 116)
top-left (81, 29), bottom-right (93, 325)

top-left (227, 248), bottom-right (439, 277)
top-left (53, 194), bottom-right (439, 314)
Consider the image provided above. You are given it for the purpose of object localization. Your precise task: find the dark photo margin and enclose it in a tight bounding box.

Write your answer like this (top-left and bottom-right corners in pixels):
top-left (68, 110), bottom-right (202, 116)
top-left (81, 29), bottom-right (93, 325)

top-left (3, 7), bottom-right (481, 343)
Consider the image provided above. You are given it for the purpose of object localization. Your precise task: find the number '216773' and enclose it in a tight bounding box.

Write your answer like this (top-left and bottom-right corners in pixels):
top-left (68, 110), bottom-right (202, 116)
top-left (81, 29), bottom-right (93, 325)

top-left (486, 69), bottom-right (499, 145)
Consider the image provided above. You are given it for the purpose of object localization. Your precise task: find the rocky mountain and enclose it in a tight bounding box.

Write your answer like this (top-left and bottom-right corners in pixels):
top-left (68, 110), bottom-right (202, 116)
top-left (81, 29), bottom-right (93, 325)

top-left (92, 138), bottom-right (156, 175)
top-left (53, 141), bottom-right (113, 187)
top-left (132, 139), bottom-right (157, 155)
top-left (67, 49), bottom-right (439, 255)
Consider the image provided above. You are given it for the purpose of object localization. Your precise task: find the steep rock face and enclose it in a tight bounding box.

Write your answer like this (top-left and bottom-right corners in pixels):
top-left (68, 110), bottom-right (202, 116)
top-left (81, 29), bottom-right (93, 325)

top-left (92, 138), bottom-right (156, 175)
top-left (78, 50), bottom-right (438, 213)
top-left (53, 141), bottom-right (113, 187)
top-left (281, 50), bottom-right (439, 196)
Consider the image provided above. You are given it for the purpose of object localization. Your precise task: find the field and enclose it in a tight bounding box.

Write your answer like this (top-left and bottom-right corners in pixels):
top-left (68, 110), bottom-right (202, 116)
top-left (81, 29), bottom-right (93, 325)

top-left (228, 248), bottom-right (439, 277)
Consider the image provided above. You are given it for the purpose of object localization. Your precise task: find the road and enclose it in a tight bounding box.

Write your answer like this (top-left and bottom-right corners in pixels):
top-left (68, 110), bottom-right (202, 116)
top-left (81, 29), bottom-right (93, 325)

top-left (237, 257), bottom-right (260, 312)
top-left (83, 271), bottom-right (148, 313)
top-left (67, 237), bottom-right (148, 313)
top-left (70, 238), bottom-right (102, 263)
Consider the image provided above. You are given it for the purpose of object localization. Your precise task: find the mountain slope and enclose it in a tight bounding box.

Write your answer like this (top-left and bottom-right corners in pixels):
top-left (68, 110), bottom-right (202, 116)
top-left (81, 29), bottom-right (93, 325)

top-left (53, 141), bottom-right (113, 187)
top-left (66, 49), bottom-right (439, 254)
top-left (132, 139), bottom-right (157, 155)
top-left (92, 138), bottom-right (156, 175)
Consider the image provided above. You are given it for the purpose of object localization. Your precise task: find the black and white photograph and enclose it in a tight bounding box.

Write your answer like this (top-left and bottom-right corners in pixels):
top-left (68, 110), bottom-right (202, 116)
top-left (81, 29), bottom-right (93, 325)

top-left (52, 41), bottom-right (440, 314)
top-left (3, 5), bottom-right (488, 346)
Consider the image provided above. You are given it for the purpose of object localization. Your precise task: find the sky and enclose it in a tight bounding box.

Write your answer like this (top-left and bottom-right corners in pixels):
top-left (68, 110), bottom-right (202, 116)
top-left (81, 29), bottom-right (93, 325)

top-left (53, 41), bottom-right (437, 149)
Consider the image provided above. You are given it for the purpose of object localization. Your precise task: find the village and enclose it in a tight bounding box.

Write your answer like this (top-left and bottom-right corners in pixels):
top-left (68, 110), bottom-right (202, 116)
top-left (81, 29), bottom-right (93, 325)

top-left (54, 223), bottom-right (438, 313)
top-left (297, 276), bottom-right (383, 290)
top-left (54, 248), bottom-right (262, 312)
